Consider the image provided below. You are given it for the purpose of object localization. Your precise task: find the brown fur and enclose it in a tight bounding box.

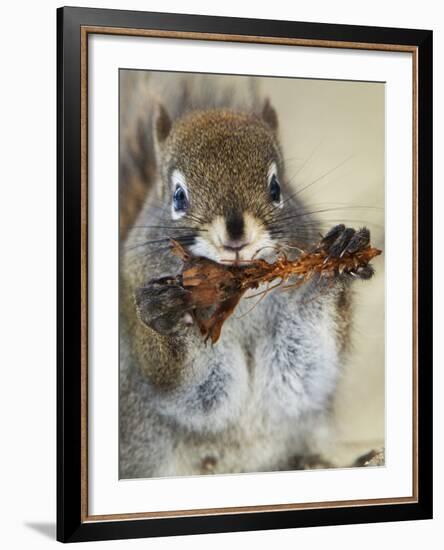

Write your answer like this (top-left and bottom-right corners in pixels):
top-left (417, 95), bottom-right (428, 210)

top-left (158, 109), bottom-right (282, 217)
top-left (120, 107), bottom-right (287, 390)
top-left (118, 74), bottom-right (370, 478)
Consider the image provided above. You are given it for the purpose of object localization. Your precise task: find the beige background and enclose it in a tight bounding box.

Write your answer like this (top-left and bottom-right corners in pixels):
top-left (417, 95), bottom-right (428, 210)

top-left (260, 77), bottom-right (385, 463)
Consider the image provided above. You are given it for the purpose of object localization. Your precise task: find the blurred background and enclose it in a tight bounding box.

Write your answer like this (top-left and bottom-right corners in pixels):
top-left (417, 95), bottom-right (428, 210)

top-left (261, 76), bottom-right (385, 464)
top-left (121, 71), bottom-right (385, 466)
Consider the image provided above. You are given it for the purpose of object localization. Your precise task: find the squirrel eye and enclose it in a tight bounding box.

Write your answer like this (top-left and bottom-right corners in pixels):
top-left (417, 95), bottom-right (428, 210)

top-left (173, 185), bottom-right (189, 211)
top-left (269, 174), bottom-right (281, 202)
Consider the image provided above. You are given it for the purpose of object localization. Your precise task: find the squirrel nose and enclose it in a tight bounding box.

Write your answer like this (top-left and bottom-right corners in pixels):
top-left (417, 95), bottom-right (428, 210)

top-left (223, 210), bottom-right (248, 252)
top-left (225, 210), bottom-right (245, 241)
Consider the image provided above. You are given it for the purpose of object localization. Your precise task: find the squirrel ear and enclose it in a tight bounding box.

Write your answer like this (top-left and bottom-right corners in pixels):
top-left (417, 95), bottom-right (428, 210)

top-left (154, 104), bottom-right (172, 144)
top-left (261, 98), bottom-right (278, 132)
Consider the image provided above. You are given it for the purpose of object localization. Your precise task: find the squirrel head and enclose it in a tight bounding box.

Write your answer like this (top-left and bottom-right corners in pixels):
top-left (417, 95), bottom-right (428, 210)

top-left (153, 101), bottom-right (301, 263)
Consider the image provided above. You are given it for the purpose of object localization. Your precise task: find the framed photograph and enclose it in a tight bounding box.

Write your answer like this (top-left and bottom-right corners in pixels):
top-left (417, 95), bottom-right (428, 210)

top-left (57, 6), bottom-right (433, 543)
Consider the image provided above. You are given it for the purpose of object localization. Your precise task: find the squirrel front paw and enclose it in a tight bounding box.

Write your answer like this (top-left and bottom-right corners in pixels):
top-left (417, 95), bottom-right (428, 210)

top-left (135, 278), bottom-right (193, 335)
top-left (319, 224), bottom-right (374, 280)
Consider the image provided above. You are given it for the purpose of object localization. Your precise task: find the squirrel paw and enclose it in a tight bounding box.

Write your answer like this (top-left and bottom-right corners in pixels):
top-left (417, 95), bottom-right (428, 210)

top-left (320, 224), bottom-right (374, 280)
top-left (135, 278), bottom-right (193, 335)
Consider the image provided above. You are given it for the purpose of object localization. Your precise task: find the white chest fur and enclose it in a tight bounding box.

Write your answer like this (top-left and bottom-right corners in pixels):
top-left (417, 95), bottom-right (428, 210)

top-left (244, 288), bottom-right (340, 421)
top-left (151, 285), bottom-right (342, 475)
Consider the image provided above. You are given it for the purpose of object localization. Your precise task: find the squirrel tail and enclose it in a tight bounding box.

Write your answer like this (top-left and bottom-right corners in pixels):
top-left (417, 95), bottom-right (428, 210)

top-left (119, 71), bottom-right (262, 238)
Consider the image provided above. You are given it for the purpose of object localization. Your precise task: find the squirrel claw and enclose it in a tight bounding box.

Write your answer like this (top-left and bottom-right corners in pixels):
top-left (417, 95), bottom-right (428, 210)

top-left (320, 225), bottom-right (375, 281)
top-left (134, 281), bottom-right (192, 335)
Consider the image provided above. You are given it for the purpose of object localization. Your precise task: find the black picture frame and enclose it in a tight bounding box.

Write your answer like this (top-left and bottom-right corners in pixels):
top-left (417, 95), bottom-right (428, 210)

top-left (57, 6), bottom-right (433, 543)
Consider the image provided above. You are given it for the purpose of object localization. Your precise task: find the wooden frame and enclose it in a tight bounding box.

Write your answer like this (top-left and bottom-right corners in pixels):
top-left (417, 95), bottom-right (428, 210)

top-left (57, 6), bottom-right (433, 543)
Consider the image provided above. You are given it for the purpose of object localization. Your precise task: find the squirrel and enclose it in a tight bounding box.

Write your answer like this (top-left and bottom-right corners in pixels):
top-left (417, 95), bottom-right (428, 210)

top-left (119, 72), bottom-right (374, 478)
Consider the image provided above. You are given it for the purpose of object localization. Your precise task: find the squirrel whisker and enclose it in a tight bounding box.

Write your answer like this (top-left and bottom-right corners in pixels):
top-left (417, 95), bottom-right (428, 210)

top-left (131, 225), bottom-right (208, 231)
top-left (284, 154), bottom-right (355, 202)
top-left (124, 234), bottom-right (197, 252)
top-left (268, 206), bottom-right (381, 226)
